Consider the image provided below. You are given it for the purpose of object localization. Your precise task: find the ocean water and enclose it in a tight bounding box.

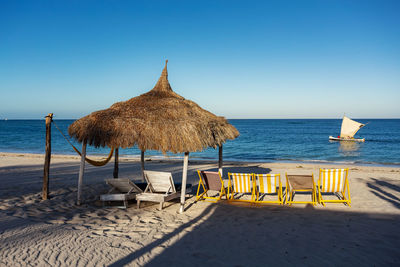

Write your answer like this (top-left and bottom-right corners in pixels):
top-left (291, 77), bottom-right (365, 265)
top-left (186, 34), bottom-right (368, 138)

top-left (0, 119), bottom-right (399, 166)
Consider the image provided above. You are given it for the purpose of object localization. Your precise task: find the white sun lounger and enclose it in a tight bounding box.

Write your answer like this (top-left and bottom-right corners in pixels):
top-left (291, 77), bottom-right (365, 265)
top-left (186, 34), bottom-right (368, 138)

top-left (136, 170), bottom-right (180, 210)
top-left (100, 178), bottom-right (143, 208)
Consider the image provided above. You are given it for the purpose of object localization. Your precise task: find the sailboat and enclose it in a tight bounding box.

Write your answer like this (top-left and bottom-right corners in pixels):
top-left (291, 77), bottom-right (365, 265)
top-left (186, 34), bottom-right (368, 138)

top-left (329, 115), bottom-right (365, 142)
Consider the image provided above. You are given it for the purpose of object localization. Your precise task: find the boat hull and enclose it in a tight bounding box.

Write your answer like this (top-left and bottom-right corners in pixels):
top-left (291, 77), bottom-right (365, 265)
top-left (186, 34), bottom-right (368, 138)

top-left (329, 136), bottom-right (365, 142)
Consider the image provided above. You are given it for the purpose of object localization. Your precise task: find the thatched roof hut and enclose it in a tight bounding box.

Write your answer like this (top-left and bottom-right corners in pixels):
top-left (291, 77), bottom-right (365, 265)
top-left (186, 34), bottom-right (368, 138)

top-left (69, 61), bottom-right (239, 212)
top-left (68, 60), bottom-right (238, 153)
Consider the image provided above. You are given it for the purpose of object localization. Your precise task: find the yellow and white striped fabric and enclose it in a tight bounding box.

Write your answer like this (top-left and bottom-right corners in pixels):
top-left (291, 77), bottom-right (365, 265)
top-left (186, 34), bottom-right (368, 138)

top-left (230, 173), bottom-right (253, 193)
top-left (255, 174), bottom-right (279, 194)
top-left (320, 169), bottom-right (347, 193)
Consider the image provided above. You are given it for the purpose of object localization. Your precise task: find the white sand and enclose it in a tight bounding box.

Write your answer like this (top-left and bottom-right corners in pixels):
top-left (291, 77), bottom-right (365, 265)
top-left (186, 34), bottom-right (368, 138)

top-left (1, 152), bottom-right (399, 266)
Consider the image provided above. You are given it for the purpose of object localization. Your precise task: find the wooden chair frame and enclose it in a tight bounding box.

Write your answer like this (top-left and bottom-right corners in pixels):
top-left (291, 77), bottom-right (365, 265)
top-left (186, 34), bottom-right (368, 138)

top-left (254, 174), bottom-right (284, 204)
top-left (285, 174), bottom-right (317, 206)
top-left (136, 171), bottom-right (180, 210)
top-left (100, 178), bottom-right (143, 209)
top-left (196, 170), bottom-right (227, 202)
top-left (318, 168), bottom-right (351, 207)
top-left (227, 172), bottom-right (256, 202)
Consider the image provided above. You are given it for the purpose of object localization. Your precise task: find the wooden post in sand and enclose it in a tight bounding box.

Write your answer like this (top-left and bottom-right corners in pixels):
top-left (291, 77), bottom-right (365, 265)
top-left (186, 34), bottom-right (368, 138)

top-left (77, 140), bottom-right (87, 205)
top-left (113, 148), bottom-right (119, 178)
top-left (141, 150), bottom-right (145, 182)
top-left (179, 152), bottom-right (189, 213)
top-left (42, 113), bottom-right (53, 200)
top-left (218, 144), bottom-right (223, 177)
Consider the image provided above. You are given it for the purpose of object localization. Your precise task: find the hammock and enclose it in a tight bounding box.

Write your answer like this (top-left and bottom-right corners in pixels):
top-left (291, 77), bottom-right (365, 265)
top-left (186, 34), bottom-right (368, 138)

top-left (52, 120), bottom-right (114, 167)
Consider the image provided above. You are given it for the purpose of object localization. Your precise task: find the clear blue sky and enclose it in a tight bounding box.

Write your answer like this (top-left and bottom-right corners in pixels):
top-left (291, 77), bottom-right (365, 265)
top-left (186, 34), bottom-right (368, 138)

top-left (1, 0), bottom-right (399, 119)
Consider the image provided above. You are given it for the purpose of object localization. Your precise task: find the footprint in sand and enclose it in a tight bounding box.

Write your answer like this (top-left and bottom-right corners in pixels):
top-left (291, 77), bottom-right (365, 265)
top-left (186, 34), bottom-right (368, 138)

top-left (48, 219), bottom-right (65, 225)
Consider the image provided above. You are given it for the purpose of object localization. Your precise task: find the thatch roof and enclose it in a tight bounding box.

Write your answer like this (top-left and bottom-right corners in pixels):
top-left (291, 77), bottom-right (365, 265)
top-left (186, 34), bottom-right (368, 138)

top-left (68, 61), bottom-right (239, 153)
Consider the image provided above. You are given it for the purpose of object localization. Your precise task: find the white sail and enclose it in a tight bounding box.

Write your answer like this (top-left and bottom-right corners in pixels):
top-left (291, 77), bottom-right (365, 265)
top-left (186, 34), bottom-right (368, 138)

top-left (340, 116), bottom-right (365, 138)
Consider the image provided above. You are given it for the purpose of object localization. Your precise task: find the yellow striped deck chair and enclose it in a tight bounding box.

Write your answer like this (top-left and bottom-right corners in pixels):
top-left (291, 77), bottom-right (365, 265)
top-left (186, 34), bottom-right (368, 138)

top-left (195, 170), bottom-right (227, 202)
top-left (227, 172), bottom-right (255, 202)
top-left (254, 174), bottom-right (283, 204)
top-left (318, 168), bottom-right (351, 206)
top-left (285, 174), bottom-right (317, 206)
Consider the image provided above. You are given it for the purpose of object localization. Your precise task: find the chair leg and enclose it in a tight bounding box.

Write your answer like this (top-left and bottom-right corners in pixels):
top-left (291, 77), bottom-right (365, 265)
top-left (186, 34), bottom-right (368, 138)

top-left (287, 190), bottom-right (290, 205)
top-left (196, 190), bottom-right (207, 202)
top-left (341, 191), bottom-right (351, 207)
top-left (314, 190), bottom-right (317, 206)
top-left (137, 200), bottom-right (141, 209)
top-left (311, 190), bottom-right (314, 205)
top-left (159, 202), bottom-right (163, 210)
top-left (311, 191), bottom-right (314, 205)
top-left (347, 192), bottom-right (351, 207)
top-left (314, 189), bottom-right (317, 205)
top-left (195, 183), bottom-right (201, 201)
top-left (222, 187), bottom-right (227, 200)
top-left (319, 193), bottom-right (325, 206)
top-left (284, 188), bottom-right (287, 204)
top-left (196, 181), bottom-right (208, 201)
top-left (346, 180), bottom-right (351, 207)
top-left (227, 184), bottom-right (232, 200)
top-left (312, 190), bottom-right (316, 206)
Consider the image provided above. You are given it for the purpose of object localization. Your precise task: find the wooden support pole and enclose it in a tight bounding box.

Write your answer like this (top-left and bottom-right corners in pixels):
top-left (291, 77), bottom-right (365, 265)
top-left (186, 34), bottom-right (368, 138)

top-left (113, 147), bottom-right (119, 178)
top-left (179, 152), bottom-right (189, 213)
top-left (77, 140), bottom-right (87, 205)
top-left (141, 150), bottom-right (145, 182)
top-left (218, 144), bottom-right (223, 177)
top-left (42, 113), bottom-right (53, 200)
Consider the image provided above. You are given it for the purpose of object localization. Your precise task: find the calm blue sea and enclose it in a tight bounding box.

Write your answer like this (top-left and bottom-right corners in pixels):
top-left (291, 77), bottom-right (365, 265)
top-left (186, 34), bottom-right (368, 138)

top-left (0, 119), bottom-right (399, 166)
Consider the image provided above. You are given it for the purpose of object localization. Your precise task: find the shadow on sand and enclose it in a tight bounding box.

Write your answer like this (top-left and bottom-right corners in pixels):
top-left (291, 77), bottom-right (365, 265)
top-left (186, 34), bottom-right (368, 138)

top-left (367, 178), bottom-right (400, 210)
top-left (109, 202), bottom-right (400, 267)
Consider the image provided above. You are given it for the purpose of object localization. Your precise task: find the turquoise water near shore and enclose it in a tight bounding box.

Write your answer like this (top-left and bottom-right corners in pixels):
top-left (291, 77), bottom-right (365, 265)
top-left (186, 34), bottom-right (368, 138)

top-left (0, 119), bottom-right (399, 166)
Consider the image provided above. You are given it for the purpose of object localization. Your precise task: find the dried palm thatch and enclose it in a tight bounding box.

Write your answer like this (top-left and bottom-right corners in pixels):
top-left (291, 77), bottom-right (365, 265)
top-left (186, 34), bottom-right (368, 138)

top-left (68, 61), bottom-right (239, 153)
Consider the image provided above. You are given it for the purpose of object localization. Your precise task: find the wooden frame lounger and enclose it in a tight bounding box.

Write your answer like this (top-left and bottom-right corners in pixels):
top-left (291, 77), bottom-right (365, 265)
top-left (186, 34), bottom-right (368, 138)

top-left (100, 178), bottom-right (143, 209)
top-left (318, 168), bottom-right (351, 206)
top-left (196, 170), bottom-right (227, 202)
top-left (254, 174), bottom-right (283, 204)
top-left (136, 170), bottom-right (180, 210)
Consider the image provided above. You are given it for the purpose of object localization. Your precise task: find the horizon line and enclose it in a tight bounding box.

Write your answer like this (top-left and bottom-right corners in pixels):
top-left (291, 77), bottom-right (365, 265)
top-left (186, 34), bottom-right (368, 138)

top-left (2, 117), bottom-right (399, 120)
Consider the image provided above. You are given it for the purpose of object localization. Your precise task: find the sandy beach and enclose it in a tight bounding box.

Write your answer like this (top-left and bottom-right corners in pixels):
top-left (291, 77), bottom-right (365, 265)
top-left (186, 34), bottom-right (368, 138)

top-left (1, 152), bottom-right (399, 266)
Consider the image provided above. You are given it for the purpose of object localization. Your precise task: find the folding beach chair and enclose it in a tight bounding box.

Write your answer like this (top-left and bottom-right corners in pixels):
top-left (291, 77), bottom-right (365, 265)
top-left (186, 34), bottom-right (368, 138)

top-left (254, 174), bottom-right (283, 204)
top-left (196, 171), bottom-right (227, 202)
top-left (286, 174), bottom-right (317, 206)
top-left (100, 178), bottom-right (143, 208)
top-left (136, 170), bottom-right (180, 210)
top-left (318, 168), bottom-right (351, 206)
top-left (227, 172), bottom-right (256, 202)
